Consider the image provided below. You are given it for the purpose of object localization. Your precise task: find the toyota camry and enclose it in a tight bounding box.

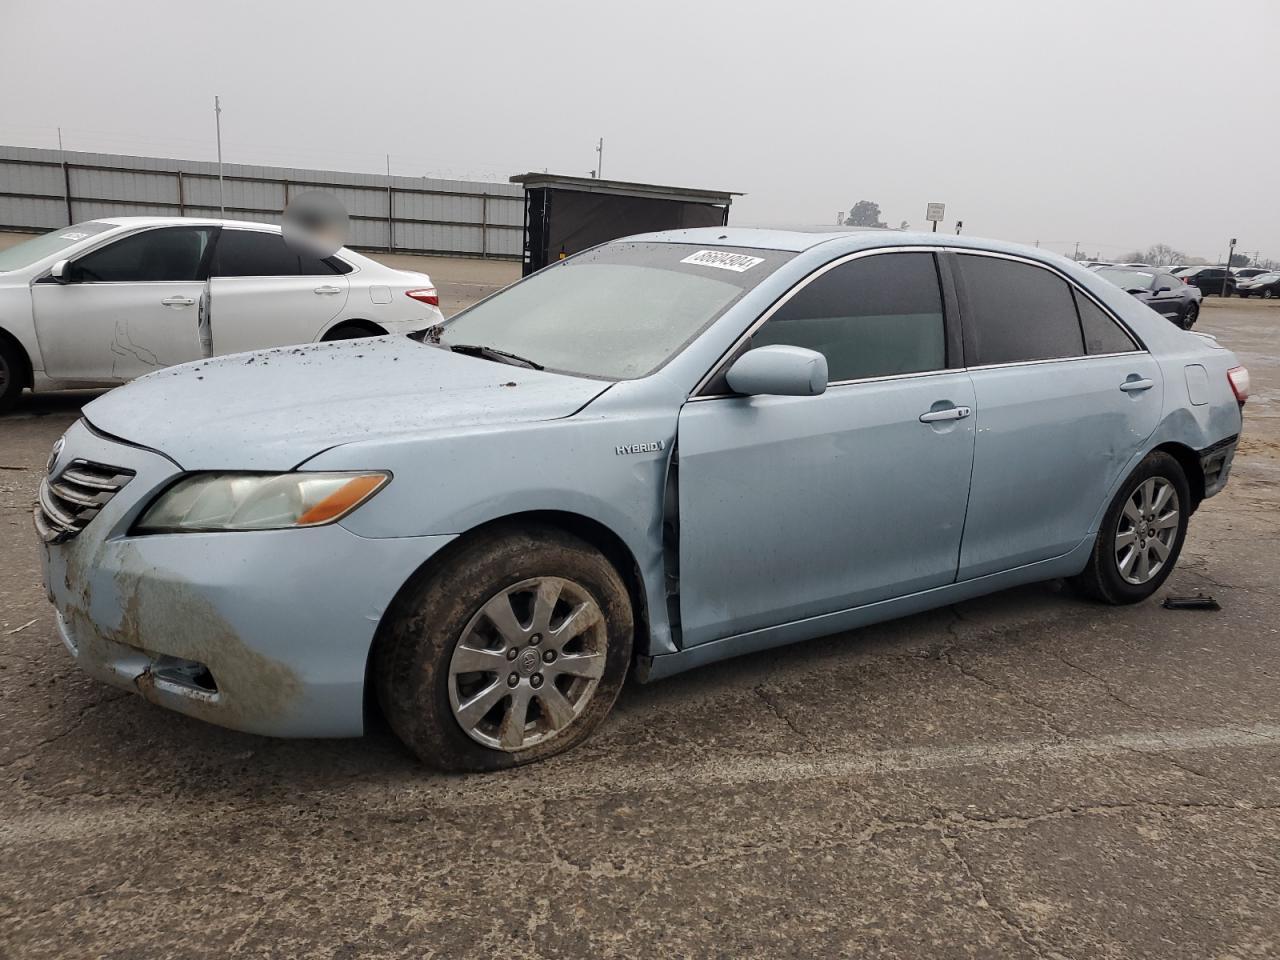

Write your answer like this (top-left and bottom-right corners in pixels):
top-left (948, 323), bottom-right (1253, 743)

top-left (37, 228), bottom-right (1247, 770)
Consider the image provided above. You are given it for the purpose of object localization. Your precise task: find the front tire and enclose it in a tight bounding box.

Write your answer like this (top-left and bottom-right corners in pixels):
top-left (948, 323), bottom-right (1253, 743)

top-left (1072, 452), bottom-right (1190, 605)
top-left (0, 339), bottom-right (24, 413)
top-left (374, 525), bottom-right (633, 771)
top-left (1264, 289), bottom-right (1275, 300)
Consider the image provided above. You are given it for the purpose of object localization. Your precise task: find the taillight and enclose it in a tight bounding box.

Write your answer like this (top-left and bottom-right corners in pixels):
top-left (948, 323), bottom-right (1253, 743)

top-left (406, 288), bottom-right (439, 307)
top-left (1227, 366), bottom-right (1250, 404)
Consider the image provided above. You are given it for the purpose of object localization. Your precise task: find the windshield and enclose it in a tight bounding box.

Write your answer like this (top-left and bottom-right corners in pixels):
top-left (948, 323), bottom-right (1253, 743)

top-left (1098, 268), bottom-right (1156, 290)
top-left (0, 222), bottom-right (115, 273)
top-left (438, 241), bottom-right (794, 380)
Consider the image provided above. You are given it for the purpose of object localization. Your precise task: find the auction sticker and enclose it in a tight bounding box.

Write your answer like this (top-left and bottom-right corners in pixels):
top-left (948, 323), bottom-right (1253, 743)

top-left (59, 232), bottom-right (90, 241)
top-left (680, 250), bottom-right (765, 272)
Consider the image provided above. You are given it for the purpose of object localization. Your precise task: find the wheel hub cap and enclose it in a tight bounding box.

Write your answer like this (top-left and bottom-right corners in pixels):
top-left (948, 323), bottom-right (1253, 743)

top-left (448, 577), bottom-right (608, 752)
top-left (1115, 477), bottom-right (1179, 586)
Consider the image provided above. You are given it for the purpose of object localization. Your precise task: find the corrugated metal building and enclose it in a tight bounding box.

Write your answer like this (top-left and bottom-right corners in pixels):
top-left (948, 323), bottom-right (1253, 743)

top-left (0, 144), bottom-right (523, 258)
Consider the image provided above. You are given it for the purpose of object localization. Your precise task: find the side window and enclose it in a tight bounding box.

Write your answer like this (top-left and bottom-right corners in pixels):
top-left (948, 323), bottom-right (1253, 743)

top-left (1157, 274), bottom-right (1179, 290)
top-left (70, 227), bottom-right (215, 283)
top-left (1073, 289), bottom-right (1137, 355)
top-left (750, 252), bottom-right (947, 383)
top-left (957, 255), bottom-right (1084, 364)
top-left (211, 230), bottom-right (342, 277)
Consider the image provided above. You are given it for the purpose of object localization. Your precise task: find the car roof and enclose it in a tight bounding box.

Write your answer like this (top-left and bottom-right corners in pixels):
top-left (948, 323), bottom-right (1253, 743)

top-left (95, 215), bottom-right (285, 231)
top-left (623, 226), bottom-right (1083, 263)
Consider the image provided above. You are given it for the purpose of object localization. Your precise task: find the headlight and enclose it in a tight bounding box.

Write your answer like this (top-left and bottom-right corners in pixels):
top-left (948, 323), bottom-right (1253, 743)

top-left (135, 472), bottom-right (389, 533)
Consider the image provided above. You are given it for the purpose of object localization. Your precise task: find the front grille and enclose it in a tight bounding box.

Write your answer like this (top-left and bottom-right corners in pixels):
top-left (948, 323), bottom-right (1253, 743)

top-left (34, 459), bottom-right (135, 544)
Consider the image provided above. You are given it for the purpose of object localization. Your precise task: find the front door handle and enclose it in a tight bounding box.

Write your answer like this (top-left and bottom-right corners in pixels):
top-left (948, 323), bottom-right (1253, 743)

top-left (1120, 378), bottom-right (1155, 393)
top-left (160, 296), bottom-right (195, 307)
top-left (919, 405), bottom-right (972, 423)
top-left (313, 285), bottom-right (342, 295)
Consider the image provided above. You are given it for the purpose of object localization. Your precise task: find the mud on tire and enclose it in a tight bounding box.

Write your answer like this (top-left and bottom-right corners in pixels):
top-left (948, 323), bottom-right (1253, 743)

top-left (373, 524), bottom-right (633, 771)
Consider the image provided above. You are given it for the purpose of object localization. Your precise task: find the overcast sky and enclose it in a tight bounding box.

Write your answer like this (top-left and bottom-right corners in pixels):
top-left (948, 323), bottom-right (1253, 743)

top-left (2, 0), bottom-right (1276, 261)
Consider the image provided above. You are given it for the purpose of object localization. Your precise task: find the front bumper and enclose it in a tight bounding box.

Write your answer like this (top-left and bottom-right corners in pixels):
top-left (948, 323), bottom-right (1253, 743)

top-left (39, 420), bottom-right (455, 738)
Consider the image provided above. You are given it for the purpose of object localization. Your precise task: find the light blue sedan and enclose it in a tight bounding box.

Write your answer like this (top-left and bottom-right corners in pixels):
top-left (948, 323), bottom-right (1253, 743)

top-left (37, 228), bottom-right (1248, 770)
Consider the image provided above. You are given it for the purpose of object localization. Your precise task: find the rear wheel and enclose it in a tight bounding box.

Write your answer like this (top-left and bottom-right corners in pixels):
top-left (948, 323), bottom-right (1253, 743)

top-left (322, 322), bottom-right (383, 341)
top-left (374, 525), bottom-right (633, 771)
top-left (1072, 452), bottom-right (1190, 605)
top-left (1264, 289), bottom-right (1275, 300)
top-left (1181, 302), bottom-right (1199, 328)
top-left (0, 339), bottom-right (24, 413)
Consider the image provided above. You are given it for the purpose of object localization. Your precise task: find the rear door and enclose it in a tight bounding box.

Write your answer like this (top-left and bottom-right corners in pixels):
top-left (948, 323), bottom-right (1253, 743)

top-left (953, 252), bottom-right (1161, 579)
top-left (207, 228), bottom-right (351, 353)
top-left (675, 250), bottom-right (976, 646)
top-left (31, 225), bottom-right (216, 382)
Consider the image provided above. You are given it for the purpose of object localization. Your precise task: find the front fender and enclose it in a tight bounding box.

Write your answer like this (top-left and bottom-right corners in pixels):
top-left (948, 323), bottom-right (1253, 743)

top-left (306, 408), bottom-right (682, 656)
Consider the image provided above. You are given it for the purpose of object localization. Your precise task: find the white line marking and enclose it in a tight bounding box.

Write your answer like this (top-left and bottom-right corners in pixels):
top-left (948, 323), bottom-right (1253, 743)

top-left (4, 722), bottom-right (1278, 847)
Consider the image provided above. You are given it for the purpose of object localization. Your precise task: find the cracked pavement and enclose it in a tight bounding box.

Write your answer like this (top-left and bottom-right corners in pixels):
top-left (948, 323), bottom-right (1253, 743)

top-left (2, 298), bottom-right (1278, 958)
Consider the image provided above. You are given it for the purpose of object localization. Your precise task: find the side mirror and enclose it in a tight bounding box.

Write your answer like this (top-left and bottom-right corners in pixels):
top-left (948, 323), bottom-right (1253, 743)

top-left (726, 345), bottom-right (828, 397)
top-left (1125, 287), bottom-right (1147, 296)
top-left (50, 259), bottom-right (70, 284)
top-left (1155, 286), bottom-right (1172, 294)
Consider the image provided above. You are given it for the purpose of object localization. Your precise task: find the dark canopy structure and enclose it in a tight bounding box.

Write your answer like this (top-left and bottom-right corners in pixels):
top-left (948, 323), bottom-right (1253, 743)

top-left (509, 173), bottom-right (740, 276)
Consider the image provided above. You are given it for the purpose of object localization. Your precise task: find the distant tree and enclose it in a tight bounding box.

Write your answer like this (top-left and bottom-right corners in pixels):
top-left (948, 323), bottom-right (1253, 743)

top-left (845, 201), bottom-right (887, 228)
top-left (1144, 243), bottom-right (1187, 266)
top-left (1229, 252), bottom-right (1250, 267)
top-left (1118, 250), bottom-right (1145, 263)
top-left (898, 220), bottom-right (910, 230)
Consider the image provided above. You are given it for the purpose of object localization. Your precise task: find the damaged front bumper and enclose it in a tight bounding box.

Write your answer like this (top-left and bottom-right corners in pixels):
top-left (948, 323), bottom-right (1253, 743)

top-left (39, 419), bottom-right (454, 738)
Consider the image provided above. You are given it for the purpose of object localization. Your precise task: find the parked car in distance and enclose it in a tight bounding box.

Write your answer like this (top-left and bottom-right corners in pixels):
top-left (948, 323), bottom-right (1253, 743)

top-left (1079, 261), bottom-right (1116, 270)
top-left (1235, 271), bottom-right (1280, 299)
top-left (1119, 262), bottom-right (1154, 269)
top-left (1173, 265), bottom-right (1233, 296)
top-left (38, 228), bottom-right (1247, 770)
top-left (1231, 267), bottom-right (1270, 281)
top-left (1096, 266), bottom-right (1202, 328)
top-left (0, 217), bottom-right (444, 411)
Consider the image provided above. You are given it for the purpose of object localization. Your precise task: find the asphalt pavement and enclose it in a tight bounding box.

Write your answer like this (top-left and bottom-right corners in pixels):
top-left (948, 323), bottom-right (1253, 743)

top-left (2, 298), bottom-right (1278, 959)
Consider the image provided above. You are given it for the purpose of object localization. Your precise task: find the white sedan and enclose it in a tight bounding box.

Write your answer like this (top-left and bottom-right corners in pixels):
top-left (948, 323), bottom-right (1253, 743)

top-left (0, 217), bottom-right (445, 410)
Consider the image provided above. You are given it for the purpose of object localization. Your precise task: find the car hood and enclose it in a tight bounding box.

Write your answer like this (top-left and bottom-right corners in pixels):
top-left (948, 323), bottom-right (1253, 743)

top-left (83, 336), bottom-right (611, 470)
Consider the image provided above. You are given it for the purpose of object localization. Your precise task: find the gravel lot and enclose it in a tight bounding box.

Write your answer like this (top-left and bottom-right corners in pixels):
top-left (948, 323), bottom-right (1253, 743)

top-left (2, 298), bottom-right (1278, 959)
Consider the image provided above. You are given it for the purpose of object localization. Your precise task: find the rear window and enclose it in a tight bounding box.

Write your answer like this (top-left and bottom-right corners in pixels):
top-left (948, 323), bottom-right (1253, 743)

top-left (957, 255), bottom-right (1085, 365)
top-left (212, 229), bottom-right (345, 277)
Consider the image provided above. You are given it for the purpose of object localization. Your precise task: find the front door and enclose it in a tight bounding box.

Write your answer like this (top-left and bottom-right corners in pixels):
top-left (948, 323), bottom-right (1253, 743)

top-left (206, 228), bottom-right (350, 353)
top-left (951, 252), bottom-right (1162, 580)
top-left (32, 225), bottom-right (216, 382)
top-left (676, 251), bottom-right (976, 647)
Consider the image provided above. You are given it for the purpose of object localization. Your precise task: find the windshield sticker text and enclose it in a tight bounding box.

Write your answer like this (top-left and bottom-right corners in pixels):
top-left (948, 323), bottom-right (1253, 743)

top-left (680, 250), bottom-right (765, 273)
top-left (59, 232), bottom-right (90, 241)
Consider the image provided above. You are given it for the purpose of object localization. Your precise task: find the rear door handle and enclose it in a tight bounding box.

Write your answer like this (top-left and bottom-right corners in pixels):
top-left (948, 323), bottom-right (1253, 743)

top-left (160, 296), bottom-right (195, 307)
top-left (919, 405), bottom-right (972, 423)
top-left (1120, 378), bottom-right (1155, 392)
top-left (313, 285), bottom-right (342, 295)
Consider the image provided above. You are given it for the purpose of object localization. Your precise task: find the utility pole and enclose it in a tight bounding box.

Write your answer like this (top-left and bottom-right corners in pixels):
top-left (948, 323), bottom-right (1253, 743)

top-left (595, 137), bottom-right (603, 180)
top-left (1073, 241), bottom-right (1080, 260)
top-left (955, 220), bottom-right (963, 235)
top-left (214, 96), bottom-right (225, 217)
top-left (57, 127), bottom-right (71, 225)
top-left (1225, 237), bottom-right (1237, 297)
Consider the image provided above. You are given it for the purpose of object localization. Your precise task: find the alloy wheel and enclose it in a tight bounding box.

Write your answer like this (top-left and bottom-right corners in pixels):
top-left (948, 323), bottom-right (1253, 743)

top-left (448, 577), bottom-right (607, 751)
top-left (1115, 477), bottom-right (1179, 585)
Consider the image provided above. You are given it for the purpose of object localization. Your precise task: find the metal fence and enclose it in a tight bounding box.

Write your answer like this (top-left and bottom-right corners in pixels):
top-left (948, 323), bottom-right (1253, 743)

top-left (0, 145), bottom-right (523, 258)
